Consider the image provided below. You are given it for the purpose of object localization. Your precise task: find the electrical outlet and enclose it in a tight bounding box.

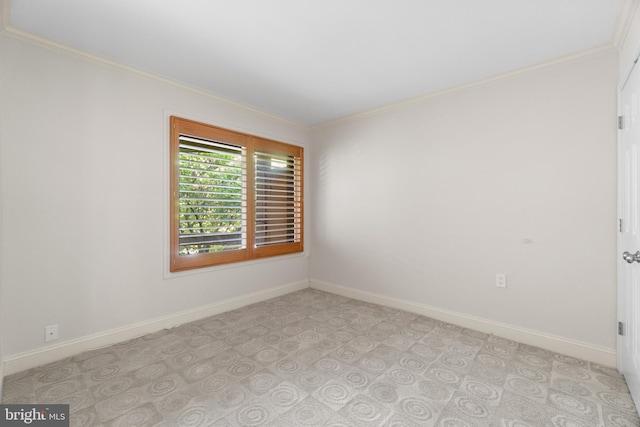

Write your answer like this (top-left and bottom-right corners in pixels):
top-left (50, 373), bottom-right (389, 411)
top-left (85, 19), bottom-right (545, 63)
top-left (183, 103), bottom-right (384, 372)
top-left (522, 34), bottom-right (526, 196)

top-left (496, 273), bottom-right (507, 288)
top-left (45, 324), bottom-right (58, 342)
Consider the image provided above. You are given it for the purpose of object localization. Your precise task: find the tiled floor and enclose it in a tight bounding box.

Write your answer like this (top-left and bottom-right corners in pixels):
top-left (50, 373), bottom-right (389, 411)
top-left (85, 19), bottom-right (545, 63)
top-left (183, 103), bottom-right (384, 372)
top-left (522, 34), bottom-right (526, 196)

top-left (2, 289), bottom-right (639, 426)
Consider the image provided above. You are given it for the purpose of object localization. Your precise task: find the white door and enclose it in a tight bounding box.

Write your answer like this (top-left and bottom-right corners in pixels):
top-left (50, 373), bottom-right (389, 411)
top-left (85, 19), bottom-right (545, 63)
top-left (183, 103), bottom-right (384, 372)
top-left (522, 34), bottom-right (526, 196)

top-left (619, 57), bottom-right (640, 407)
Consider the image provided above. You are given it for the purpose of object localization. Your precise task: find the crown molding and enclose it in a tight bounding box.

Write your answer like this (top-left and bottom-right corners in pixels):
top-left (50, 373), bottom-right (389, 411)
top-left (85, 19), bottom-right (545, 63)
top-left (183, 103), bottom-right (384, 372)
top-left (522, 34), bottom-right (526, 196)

top-left (0, 14), bottom-right (308, 131)
top-left (614, 0), bottom-right (640, 49)
top-left (1, 0), bottom-right (623, 133)
top-left (312, 44), bottom-right (617, 130)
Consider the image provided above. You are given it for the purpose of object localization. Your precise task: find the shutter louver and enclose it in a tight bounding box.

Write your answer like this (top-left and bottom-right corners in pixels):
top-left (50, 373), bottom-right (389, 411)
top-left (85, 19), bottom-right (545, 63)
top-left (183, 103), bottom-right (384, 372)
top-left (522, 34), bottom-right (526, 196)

top-left (170, 116), bottom-right (303, 271)
top-left (178, 136), bottom-right (246, 255)
top-left (255, 151), bottom-right (302, 247)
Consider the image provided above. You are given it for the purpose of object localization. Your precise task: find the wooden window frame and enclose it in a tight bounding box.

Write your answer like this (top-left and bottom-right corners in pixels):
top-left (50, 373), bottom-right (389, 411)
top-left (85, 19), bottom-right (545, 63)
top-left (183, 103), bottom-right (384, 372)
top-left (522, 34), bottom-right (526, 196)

top-left (170, 116), bottom-right (303, 271)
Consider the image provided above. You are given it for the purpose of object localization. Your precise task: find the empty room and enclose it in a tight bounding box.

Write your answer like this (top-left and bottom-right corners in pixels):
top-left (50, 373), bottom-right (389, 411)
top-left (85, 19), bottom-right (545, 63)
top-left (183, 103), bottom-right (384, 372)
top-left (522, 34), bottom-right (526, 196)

top-left (1, 0), bottom-right (639, 425)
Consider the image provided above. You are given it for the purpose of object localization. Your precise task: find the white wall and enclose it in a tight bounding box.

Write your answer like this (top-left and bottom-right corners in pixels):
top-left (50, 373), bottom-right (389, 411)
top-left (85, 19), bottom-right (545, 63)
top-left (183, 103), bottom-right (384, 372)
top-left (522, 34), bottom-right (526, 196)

top-left (310, 51), bottom-right (619, 353)
top-left (0, 33), bottom-right (310, 361)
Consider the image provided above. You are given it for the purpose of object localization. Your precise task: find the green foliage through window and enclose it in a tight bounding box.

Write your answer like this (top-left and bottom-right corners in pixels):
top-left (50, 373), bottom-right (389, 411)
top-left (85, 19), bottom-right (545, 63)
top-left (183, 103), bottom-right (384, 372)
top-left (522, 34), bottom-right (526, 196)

top-left (178, 136), bottom-right (246, 255)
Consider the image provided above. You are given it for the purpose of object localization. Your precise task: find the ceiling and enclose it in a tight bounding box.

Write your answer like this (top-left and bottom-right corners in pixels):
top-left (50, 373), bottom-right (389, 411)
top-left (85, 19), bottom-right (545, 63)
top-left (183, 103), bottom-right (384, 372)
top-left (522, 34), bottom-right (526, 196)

top-left (8, 0), bottom-right (625, 126)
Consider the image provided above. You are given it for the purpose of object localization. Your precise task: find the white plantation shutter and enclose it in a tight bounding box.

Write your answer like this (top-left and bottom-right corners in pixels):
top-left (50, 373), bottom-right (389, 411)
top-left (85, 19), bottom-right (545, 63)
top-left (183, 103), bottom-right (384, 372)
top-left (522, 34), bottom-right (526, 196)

top-left (255, 151), bottom-right (302, 247)
top-left (177, 136), bottom-right (246, 255)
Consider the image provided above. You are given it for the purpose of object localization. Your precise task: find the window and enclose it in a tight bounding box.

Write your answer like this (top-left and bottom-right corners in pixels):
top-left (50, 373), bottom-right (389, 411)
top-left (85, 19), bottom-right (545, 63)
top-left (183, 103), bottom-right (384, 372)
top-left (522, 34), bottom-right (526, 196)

top-left (170, 116), bottom-right (303, 271)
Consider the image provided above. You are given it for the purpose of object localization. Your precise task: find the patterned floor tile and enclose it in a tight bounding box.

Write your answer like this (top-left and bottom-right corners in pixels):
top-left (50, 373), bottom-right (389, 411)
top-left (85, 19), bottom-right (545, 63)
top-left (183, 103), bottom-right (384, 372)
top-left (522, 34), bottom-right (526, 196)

top-left (424, 363), bottom-right (465, 388)
top-left (59, 388), bottom-right (96, 412)
top-left (212, 383), bottom-right (254, 412)
top-left (271, 396), bottom-right (335, 427)
top-left (226, 399), bottom-right (277, 426)
top-left (292, 368), bottom-right (329, 394)
top-left (161, 403), bottom-right (220, 427)
top-left (437, 390), bottom-right (494, 426)
top-left (504, 373), bottom-right (548, 403)
top-left (546, 389), bottom-right (601, 425)
top-left (392, 395), bottom-right (440, 426)
top-left (194, 372), bottom-right (235, 399)
top-left (105, 402), bottom-right (162, 427)
top-left (338, 394), bottom-right (391, 426)
top-left (94, 387), bottom-right (149, 423)
top-left (69, 406), bottom-right (103, 427)
top-left (340, 367), bottom-right (373, 391)
top-left (153, 389), bottom-right (194, 417)
top-left (417, 377), bottom-right (456, 403)
top-left (601, 403), bottom-right (640, 427)
top-left (324, 412), bottom-right (357, 427)
top-left (459, 375), bottom-right (503, 406)
top-left (312, 380), bottom-right (359, 411)
top-left (260, 381), bottom-right (305, 414)
top-left (240, 368), bottom-right (282, 396)
top-left (365, 380), bottom-right (401, 406)
top-left (35, 374), bottom-right (87, 402)
top-left (91, 372), bottom-right (144, 401)
top-left (1, 289), bottom-right (638, 426)
top-left (384, 413), bottom-right (424, 427)
top-left (490, 391), bottom-right (555, 426)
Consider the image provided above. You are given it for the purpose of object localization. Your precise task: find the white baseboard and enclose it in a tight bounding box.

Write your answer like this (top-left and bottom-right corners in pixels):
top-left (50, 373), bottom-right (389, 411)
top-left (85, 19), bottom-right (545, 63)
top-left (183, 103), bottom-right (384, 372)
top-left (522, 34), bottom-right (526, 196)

top-left (310, 279), bottom-right (617, 367)
top-left (2, 280), bottom-right (309, 376)
top-left (3, 278), bottom-right (617, 376)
